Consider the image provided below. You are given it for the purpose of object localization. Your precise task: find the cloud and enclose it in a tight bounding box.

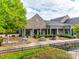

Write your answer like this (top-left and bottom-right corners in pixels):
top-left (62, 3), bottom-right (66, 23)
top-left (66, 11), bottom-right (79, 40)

top-left (22, 0), bottom-right (79, 20)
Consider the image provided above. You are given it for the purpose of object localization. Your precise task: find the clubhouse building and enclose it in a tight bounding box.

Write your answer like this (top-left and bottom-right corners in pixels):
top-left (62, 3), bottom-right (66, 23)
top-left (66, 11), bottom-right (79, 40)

top-left (23, 14), bottom-right (79, 36)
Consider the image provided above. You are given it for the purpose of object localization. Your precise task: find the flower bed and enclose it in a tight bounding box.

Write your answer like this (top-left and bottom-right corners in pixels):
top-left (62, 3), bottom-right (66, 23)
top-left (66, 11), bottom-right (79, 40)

top-left (50, 40), bottom-right (79, 50)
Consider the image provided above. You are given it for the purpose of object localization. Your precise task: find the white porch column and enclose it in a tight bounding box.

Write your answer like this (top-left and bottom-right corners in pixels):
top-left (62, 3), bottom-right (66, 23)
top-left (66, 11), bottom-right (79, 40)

top-left (63, 29), bottom-right (65, 35)
top-left (37, 30), bottom-right (39, 35)
top-left (24, 29), bottom-right (26, 37)
top-left (72, 29), bottom-right (74, 36)
top-left (57, 28), bottom-right (59, 35)
top-left (47, 29), bottom-right (48, 35)
top-left (70, 28), bottom-right (72, 35)
top-left (30, 29), bottom-right (34, 36)
top-left (50, 28), bottom-right (51, 34)
top-left (43, 30), bottom-right (45, 35)
top-left (19, 29), bottom-right (21, 35)
top-left (40, 29), bottom-right (41, 35)
top-left (22, 29), bottom-right (26, 37)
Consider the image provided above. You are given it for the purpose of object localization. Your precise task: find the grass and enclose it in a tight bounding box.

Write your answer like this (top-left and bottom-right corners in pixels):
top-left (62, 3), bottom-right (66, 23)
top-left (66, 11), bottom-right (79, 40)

top-left (0, 47), bottom-right (52, 59)
top-left (0, 46), bottom-right (72, 59)
top-left (23, 47), bottom-right (72, 59)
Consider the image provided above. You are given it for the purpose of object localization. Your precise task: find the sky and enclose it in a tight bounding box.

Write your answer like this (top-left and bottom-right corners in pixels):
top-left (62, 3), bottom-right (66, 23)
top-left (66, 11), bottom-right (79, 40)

top-left (22, 0), bottom-right (79, 20)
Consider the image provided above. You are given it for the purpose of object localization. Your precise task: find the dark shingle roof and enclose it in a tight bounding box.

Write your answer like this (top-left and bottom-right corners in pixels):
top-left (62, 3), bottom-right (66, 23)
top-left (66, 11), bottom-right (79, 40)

top-left (65, 17), bottom-right (79, 25)
top-left (51, 15), bottom-right (69, 23)
top-left (26, 14), bottom-right (72, 29)
top-left (45, 20), bottom-right (70, 26)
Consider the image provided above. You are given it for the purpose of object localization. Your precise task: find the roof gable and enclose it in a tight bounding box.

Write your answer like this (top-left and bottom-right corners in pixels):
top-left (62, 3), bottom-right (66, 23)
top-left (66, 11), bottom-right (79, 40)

top-left (26, 14), bottom-right (46, 29)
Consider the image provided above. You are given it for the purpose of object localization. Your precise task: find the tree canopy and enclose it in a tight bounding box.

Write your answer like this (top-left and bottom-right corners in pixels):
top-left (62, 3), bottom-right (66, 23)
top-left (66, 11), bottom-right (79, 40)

top-left (72, 24), bottom-right (79, 35)
top-left (0, 0), bottom-right (27, 34)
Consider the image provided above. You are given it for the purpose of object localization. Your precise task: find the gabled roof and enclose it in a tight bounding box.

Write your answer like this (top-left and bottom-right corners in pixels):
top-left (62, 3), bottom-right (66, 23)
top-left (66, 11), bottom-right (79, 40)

top-left (45, 20), bottom-right (70, 26)
top-left (51, 15), bottom-right (70, 23)
top-left (26, 14), bottom-right (71, 29)
top-left (29, 14), bottom-right (42, 20)
top-left (26, 14), bottom-right (46, 29)
top-left (65, 17), bottom-right (79, 25)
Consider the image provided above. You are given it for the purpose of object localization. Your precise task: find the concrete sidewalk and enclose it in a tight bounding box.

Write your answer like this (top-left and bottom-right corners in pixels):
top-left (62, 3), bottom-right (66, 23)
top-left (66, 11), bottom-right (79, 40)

top-left (68, 48), bottom-right (79, 59)
top-left (0, 39), bottom-right (79, 54)
top-left (0, 39), bottom-right (79, 50)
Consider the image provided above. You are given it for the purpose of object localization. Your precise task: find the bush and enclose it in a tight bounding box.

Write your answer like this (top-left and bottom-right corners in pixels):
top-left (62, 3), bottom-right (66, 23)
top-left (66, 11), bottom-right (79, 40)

top-left (45, 34), bottom-right (53, 37)
top-left (57, 34), bottom-right (73, 39)
top-left (23, 47), bottom-right (72, 59)
top-left (35, 34), bottom-right (74, 39)
top-left (12, 35), bottom-right (15, 37)
top-left (35, 34), bottom-right (54, 38)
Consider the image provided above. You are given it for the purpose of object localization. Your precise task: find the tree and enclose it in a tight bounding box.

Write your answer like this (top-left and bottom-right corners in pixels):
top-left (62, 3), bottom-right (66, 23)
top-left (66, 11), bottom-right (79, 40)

top-left (72, 24), bottom-right (79, 37)
top-left (0, 0), bottom-right (27, 44)
top-left (0, 0), bottom-right (27, 35)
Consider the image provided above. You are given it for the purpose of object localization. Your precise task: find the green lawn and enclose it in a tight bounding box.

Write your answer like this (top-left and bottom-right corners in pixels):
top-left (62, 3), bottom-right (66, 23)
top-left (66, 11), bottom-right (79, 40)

top-left (0, 47), bottom-right (72, 59)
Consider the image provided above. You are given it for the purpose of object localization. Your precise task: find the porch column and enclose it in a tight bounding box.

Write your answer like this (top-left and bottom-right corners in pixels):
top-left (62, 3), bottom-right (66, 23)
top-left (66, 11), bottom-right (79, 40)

top-left (30, 29), bottom-right (34, 36)
top-left (47, 29), bottom-right (48, 35)
top-left (24, 29), bottom-right (26, 37)
top-left (22, 29), bottom-right (26, 37)
top-left (37, 30), bottom-right (39, 35)
top-left (43, 29), bottom-right (45, 35)
top-left (70, 28), bottom-right (72, 35)
top-left (50, 28), bottom-right (51, 34)
top-left (40, 29), bottom-right (41, 35)
top-left (33, 29), bottom-right (34, 36)
top-left (72, 29), bottom-right (74, 36)
top-left (19, 29), bottom-right (21, 35)
top-left (68, 29), bottom-right (70, 35)
top-left (57, 28), bottom-right (59, 35)
top-left (63, 29), bottom-right (65, 35)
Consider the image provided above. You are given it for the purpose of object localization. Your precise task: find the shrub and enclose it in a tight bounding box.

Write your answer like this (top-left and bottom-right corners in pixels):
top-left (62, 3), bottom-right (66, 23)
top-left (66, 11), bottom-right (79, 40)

top-left (12, 35), bottom-right (15, 37)
top-left (35, 34), bottom-right (54, 38)
top-left (45, 34), bottom-right (53, 37)
top-left (35, 34), bottom-right (73, 39)
top-left (57, 34), bottom-right (73, 39)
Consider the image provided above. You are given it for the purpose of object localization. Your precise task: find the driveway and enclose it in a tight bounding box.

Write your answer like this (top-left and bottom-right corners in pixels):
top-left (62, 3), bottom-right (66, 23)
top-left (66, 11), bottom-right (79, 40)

top-left (68, 48), bottom-right (79, 59)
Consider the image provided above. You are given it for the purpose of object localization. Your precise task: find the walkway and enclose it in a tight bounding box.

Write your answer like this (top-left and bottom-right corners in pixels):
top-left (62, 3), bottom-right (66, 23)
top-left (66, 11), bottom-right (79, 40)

top-left (0, 39), bottom-right (79, 54)
top-left (68, 48), bottom-right (79, 59)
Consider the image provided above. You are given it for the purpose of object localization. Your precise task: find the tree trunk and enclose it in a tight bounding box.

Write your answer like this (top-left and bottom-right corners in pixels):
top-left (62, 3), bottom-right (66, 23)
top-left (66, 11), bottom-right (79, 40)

top-left (0, 43), bottom-right (1, 46)
top-left (77, 35), bottom-right (79, 38)
top-left (22, 29), bottom-right (26, 37)
top-left (5, 34), bottom-right (9, 43)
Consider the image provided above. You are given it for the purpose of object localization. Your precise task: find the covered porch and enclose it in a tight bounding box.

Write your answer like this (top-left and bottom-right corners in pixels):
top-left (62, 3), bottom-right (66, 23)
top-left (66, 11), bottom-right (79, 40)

top-left (26, 28), bottom-right (72, 36)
